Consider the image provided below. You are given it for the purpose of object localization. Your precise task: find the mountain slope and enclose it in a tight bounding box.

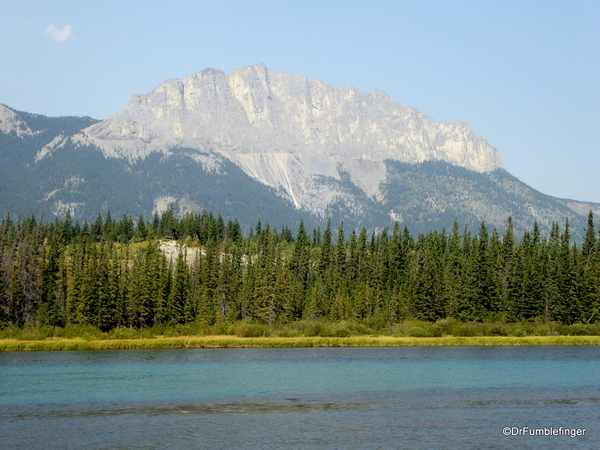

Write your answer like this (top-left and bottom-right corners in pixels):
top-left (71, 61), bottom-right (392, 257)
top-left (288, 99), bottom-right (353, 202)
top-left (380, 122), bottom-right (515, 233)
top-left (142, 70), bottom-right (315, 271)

top-left (380, 161), bottom-right (595, 235)
top-left (0, 104), bottom-right (99, 216)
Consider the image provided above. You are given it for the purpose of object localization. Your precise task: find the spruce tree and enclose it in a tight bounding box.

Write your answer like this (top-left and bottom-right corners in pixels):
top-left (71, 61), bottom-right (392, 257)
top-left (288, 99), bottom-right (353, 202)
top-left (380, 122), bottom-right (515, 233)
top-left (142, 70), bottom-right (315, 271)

top-left (168, 251), bottom-right (190, 324)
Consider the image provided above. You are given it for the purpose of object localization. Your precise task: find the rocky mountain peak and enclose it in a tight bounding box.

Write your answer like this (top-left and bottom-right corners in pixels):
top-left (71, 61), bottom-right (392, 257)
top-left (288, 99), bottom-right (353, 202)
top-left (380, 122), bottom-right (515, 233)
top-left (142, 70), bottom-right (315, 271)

top-left (74, 65), bottom-right (502, 215)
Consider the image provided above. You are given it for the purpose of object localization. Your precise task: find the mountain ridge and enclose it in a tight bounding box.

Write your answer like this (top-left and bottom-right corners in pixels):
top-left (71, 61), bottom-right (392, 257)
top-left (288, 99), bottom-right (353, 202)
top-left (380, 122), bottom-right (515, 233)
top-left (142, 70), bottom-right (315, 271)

top-left (46, 64), bottom-right (503, 216)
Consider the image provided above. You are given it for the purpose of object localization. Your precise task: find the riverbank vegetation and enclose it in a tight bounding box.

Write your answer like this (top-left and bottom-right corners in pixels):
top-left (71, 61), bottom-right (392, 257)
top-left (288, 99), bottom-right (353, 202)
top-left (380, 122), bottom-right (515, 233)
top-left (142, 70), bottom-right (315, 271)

top-left (3, 318), bottom-right (600, 341)
top-left (3, 335), bottom-right (600, 352)
top-left (2, 208), bottom-right (600, 345)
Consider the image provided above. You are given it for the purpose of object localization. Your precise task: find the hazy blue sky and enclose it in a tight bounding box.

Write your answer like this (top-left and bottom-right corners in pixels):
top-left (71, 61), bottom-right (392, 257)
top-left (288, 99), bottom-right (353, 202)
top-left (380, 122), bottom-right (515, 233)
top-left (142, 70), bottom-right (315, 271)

top-left (2, 1), bottom-right (599, 204)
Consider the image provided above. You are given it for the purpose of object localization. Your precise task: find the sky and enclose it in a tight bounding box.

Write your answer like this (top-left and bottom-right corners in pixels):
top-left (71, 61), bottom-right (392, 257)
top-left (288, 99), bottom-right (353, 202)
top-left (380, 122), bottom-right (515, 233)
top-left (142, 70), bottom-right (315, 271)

top-left (1, 0), bottom-right (599, 203)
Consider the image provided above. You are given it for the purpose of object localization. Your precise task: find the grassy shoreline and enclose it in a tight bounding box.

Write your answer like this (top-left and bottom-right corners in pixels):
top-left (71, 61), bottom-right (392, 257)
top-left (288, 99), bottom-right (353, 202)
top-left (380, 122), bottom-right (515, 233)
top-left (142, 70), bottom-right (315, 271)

top-left (2, 335), bottom-right (600, 351)
top-left (3, 319), bottom-right (600, 351)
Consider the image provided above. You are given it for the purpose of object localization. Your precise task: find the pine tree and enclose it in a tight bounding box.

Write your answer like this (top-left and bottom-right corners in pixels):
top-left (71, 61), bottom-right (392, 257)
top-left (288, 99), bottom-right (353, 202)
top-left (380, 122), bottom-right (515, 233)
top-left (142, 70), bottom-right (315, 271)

top-left (580, 214), bottom-right (600, 322)
top-left (136, 215), bottom-right (148, 240)
top-left (516, 231), bottom-right (546, 320)
top-left (6, 230), bottom-right (43, 325)
top-left (289, 220), bottom-right (311, 317)
top-left (335, 222), bottom-right (346, 272)
top-left (347, 228), bottom-right (359, 282)
top-left (581, 212), bottom-right (596, 258)
top-left (499, 217), bottom-right (517, 318)
top-left (213, 244), bottom-right (241, 321)
top-left (453, 226), bottom-right (479, 321)
top-left (38, 236), bottom-right (66, 326)
top-left (96, 244), bottom-right (120, 331)
top-left (552, 220), bottom-right (580, 323)
top-left (318, 219), bottom-right (333, 275)
top-left (411, 232), bottom-right (444, 321)
top-left (168, 251), bottom-right (190, 324)
top-left (441, 221), bottom-right (462, 319)
top-left (62, 211), bottom-right (74, 244)
top-left (90, 214), bottom-right (103, 241)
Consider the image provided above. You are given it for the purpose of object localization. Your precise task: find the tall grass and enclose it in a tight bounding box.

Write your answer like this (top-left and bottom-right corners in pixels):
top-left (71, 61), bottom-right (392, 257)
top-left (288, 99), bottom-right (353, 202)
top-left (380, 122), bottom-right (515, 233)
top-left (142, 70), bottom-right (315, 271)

top-left (2, 318), bottom-right (600, 348)
top-left (2, 335), bottom-right (600, 352)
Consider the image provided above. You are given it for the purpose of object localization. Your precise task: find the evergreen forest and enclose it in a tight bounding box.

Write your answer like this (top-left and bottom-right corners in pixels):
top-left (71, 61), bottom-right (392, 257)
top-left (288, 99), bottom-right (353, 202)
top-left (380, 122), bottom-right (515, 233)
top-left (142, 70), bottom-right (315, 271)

top-left (2, 207), bottom-right (600, 334)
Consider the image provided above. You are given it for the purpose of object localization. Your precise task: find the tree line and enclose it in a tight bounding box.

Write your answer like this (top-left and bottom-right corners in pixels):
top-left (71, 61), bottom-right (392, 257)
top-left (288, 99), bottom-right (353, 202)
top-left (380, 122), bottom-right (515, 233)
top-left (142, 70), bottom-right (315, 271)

top-left (1, 207), bottom-right (600, 330)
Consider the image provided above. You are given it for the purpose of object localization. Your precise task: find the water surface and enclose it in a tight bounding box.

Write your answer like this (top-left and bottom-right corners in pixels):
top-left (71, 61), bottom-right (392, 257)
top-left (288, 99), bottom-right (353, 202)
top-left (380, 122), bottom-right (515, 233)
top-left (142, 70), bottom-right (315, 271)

top-left (1, 347), bottom-right (598, 449)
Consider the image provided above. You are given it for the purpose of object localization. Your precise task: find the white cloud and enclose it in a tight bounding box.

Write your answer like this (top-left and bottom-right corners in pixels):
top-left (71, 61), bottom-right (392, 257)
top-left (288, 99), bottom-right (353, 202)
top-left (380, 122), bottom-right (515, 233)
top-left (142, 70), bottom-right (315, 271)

top-left (44, 24), bottom-right (72, 42)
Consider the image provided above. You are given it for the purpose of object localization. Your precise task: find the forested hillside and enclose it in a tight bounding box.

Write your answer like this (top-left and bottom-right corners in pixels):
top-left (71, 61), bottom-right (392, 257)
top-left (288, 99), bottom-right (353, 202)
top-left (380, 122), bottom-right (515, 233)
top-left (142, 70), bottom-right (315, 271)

top-left (381, 160), bottom-right (591, 236)
top-left (1, 208), bottom-right (600, 331)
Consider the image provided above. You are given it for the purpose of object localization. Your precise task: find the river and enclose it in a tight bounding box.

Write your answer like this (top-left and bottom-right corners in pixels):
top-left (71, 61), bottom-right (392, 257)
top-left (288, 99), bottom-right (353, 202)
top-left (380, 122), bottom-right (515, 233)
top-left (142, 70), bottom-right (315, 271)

top-left (1, 346), bottom-right (598, 449)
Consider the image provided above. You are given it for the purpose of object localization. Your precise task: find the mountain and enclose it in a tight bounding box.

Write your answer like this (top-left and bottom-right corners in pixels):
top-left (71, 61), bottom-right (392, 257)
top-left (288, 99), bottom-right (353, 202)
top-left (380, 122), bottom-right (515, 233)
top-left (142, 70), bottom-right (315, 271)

top-left (1, 65), bottom-right (599, 236)
top-left (0, 105), bottom-right (99, 217)
top-left (0, 103), bottom-right (308, 229)
top-left (61, 64), bottom-right (502, 214)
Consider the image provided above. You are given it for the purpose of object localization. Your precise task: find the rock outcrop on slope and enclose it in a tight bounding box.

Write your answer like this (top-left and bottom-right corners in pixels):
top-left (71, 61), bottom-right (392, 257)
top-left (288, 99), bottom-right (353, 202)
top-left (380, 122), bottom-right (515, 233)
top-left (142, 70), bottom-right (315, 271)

top-left (75, 64), bottom-right (502, 215)
top-left (0, 104), bottom-right (35, 137)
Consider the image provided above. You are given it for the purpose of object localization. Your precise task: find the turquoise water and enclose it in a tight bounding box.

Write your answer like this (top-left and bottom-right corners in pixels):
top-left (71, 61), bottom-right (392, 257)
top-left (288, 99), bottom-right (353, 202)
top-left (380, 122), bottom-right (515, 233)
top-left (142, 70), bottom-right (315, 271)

top-left (1, 347), bottom-right (598, 449)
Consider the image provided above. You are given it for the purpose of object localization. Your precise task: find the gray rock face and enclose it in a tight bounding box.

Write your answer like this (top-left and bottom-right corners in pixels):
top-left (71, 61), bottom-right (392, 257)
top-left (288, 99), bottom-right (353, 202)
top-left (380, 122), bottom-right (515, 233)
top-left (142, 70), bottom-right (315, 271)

top-left (77, 64), bottom-right (503, 215)
top-left (0, 104), bottom-right (34, 137)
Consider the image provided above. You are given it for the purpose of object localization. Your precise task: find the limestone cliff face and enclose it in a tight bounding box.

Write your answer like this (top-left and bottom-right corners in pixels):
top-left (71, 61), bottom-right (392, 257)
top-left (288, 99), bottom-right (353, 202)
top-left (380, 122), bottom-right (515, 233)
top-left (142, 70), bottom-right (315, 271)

top-left (78, 64), bottom-right (503, 215)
